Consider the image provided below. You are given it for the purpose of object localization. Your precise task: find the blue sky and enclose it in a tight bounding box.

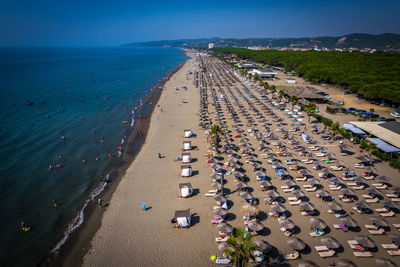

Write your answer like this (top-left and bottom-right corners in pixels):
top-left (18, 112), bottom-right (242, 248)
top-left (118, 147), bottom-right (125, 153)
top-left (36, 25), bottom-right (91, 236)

top-left (1, 0), bottom-right (399, 46)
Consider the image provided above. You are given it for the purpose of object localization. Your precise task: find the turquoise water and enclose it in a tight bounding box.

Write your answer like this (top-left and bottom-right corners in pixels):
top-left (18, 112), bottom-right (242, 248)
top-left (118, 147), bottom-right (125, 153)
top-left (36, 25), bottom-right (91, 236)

top-left (0, 47), bottom-right (186, 266)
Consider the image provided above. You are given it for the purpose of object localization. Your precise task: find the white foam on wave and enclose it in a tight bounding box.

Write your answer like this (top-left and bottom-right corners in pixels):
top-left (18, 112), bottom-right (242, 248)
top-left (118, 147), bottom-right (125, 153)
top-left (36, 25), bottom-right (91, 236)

top-left (51, 169), bottom-right (114, 252)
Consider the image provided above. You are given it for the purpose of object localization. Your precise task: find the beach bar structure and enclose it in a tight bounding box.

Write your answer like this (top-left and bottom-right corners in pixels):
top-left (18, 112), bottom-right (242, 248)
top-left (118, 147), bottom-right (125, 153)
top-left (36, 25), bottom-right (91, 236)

top-left (174, 209), bottom-right (191, 228)
top-left (179, 183), bottom-right (193, 198)
top-left (284, 87), bottom-right (327, 103)
top-left (183, 141), bottom-right (192, 150)
top-left (180, 165), bottom-right (192, 177)
top-left (184, 129), bottom-right (194, 138)
top-left (181, 152), bottom-right (192, 163)
top-left (248, 69), bottom-right (278, 79)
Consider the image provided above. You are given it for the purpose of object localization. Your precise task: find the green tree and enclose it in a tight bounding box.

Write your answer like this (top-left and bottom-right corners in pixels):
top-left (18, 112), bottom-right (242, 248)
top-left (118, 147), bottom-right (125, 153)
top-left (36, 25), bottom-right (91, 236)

top-left (330, 122), bottom-right (340, 140)
top-left (270, 85), bottom-right (276, 93)
top-left (278, 90), bottom-right (285, 99)
top-left (224, 228), bottom-right (258, 267)
top-left (365, 140), bottom-right (377, 165)
top-left (303, 102), bottom-right (317, 123)
top-left (209, 124), bottom-right (222, 148)
top-left (253, 73), bottom-right (259, 81)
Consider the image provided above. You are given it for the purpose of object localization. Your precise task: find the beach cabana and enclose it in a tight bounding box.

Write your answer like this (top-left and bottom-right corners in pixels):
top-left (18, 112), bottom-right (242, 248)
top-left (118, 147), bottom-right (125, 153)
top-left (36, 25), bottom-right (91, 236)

top-left (181, 152), bottom-right (192, 163)
top-left (184, 129), bottom-right (194, 138)
top-left (173, 209), bottom-right (191, 228)
top-left (180, 165), bottom-right (192, 177)
top-left (179, 183), bottom-right (193, 198)
top-left (183, 141), bottom-right (192, 151)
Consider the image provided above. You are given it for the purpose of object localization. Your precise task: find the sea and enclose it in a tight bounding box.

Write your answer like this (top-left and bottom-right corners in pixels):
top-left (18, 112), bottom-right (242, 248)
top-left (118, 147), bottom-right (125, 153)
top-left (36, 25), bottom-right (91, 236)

top-left (0, 46), bottom-right (187, 266)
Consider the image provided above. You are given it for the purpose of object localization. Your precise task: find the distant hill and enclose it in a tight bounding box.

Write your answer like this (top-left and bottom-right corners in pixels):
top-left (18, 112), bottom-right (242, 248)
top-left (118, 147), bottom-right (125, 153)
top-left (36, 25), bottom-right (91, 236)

top-left (124, 33), bottom-right (400, 50)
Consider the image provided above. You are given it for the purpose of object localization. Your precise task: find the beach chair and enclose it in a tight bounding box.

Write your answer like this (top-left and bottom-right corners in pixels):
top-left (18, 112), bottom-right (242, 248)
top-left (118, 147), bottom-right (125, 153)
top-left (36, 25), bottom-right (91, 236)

top-left (347, 240), bottom-right (359, 249)
top-left (296, 177), bottom-right (307, 181)
top-left (288, 197), bottom-right (298, 201)
top-left (315, 245), bottom-right (329, 252)
top-left (369, 228), bottom-right (385, 235)
top-left (205, 193), bottom-right (216, 197)
top-left (365, 224), bottom-right (378, 230)
top-left (347, 182), bottom-right (357, 186)
top-left (353, 252), bottom-right (373, 257)
top-left (381, 211), bottom-right (395, 217)
top-left (393, 224), bottom-right (400, 230)
top-left (215, 236), bottom-right (228, 242)
top-left (289, 200), bottom-right (301, 206)
top-left (366, 198), bottom-right (379, 203)
top-left (305, 187), bottom-right (317, 192)
top-left (386, 194), bottom-right (398, 198)
top-left (319, 250), bottom-right (336, 258)
top-left (382, 244), bottom-right (398, 250)
top-left (283, 188), bottom-right (294, 193)
top-left (387, 250), bottom-right (400, 256)
top-left (375, 208), bottom-right (388, 213)
top-left (363, 194), bottom-right (373, 199)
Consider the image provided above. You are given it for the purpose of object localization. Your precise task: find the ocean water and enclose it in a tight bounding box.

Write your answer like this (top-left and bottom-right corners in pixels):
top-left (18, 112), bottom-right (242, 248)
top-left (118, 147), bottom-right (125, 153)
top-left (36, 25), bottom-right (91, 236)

top-left (0, 47), bottom-right (186, 266)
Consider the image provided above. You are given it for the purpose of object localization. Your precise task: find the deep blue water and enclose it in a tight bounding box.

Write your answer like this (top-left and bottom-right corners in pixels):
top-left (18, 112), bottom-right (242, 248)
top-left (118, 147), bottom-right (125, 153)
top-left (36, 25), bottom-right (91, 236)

top-left (0, 47), bottom-right (186, 266)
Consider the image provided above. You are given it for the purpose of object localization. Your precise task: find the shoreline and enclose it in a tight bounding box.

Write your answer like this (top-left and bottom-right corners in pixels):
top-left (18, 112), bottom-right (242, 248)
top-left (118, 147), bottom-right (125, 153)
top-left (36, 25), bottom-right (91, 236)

top-left (37, 54), bottom-right (188, 267)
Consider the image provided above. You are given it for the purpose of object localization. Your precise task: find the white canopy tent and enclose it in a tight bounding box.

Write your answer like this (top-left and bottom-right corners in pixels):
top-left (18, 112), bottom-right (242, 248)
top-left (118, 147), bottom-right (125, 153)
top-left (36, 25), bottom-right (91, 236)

top-left (343, 124), bottom-right (366, 135)
top-left (366, 138), bottom-right (400, 153)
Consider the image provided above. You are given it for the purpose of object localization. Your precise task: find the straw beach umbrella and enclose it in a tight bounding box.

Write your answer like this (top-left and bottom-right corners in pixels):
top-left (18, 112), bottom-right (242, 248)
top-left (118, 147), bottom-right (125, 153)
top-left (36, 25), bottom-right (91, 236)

top-left (234, 181), bottom-right (248, 189)
top-left (309, 218), bottom-right (327, 229)
top-left (278, 218), bottom-right (295, 230)
top-left (265, 190), bottom-right (280, 198)
top-left (242, 204), bottom-right (260, 216)
top-left (211, 182), bottom-right (222, 190)
top-left (320, 236), bottom-right (340, 249)
top-left (298, 260), bottom-right (318, 267)
top-left (375, 258), bottom-right (398, 267)
top-left (336, 259), bottom-right (357, 267)
top-left (271, 204), bottom-right (286, 213)
top-left (253, 239), bottom-right (271, 253)
top-left (300, 202), bottom-right (315, 211)
top-left (390, 234), bottom-right (400, 246)
top-left (248, 221), bottom-right (264, 231)
top-left (328, 201), bottom-right (343, 211)
top-left (355, 235), bottom-right (376, 248)
top-left (217, 223), bottom-right (233, 234)
top-left (370, 216), bottom-right (389, 228)
top-left (340, 217), bottom-right (358, 228)
top-left (213, 194), bottom-right (226, 203)
top-left (291, 190), bottom-right (305, 198)
top-left (287, 237), bottom-right (306, 251)
top-left (214, 208), bottom-right (227, 216)
top-left (218, 242), bottom-right (231, 252)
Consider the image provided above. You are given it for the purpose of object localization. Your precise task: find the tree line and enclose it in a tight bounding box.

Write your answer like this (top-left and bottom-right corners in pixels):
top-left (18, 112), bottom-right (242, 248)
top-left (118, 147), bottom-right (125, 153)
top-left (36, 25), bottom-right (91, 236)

top-left (213, 47), bottom-right (400, 104)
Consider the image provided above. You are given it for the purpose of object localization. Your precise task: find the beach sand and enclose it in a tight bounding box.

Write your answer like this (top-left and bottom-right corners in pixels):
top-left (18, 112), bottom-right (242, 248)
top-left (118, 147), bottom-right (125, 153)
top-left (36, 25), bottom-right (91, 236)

top-left (82, 52), bottom-right (400, 267)
top-left (82, 53), bottom-right (216, 266)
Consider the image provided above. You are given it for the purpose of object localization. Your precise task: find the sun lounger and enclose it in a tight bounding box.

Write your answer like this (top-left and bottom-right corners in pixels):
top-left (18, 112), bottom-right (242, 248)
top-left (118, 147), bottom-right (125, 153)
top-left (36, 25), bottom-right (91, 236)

top-left (331, 166), bottom-right (343, 171)
top-left (353, 185), bottom-right (365, 190)
top-left (289, 200), bottom-right (301, 206)
top-left (393, 224), bottom-right (400, 229)
top-left (364, 176), bottom-right (374, 180)
top-left (283, 252), bottom-right (300, 260)
top-left (381, 211), bottom-right (395, 217)
top-left (329, 185), bottom-right (342, 191)
top-left (382, 244), bottom-right (398, 250)
top-left (296, 177), bottom-right (307, 181)
top-left (215, 236), bottom-right (228, 242)
top-left (369, 228), bottom-right (385, 235)
top-left (353, 252), bottom-right (373, 257)
top-left (391, 198), bottom-right (400, 202)
top-left (375, 185), bottom-right (388, 190)
top-left (348, 240), bottom-right (359, 248)
top-left (319, 250), bottom-right (336, 258)
top-left (305, 187), bottom-right (317, 192)
top-left (315, 245), bottom-right (329, 252)
top-left (366, 198), bottom-right (379, 203)
top-left (386, 194), bottom-right (398, 198)
top-left (352, 207), bottom-right (362, 214)
top-left (365, 224), bottom-right (379, 230)
top-left (387, 250), bottom-right (400, 256)
top-left (205, 193), bottom-right (216, 197)
top-left (288, 197), bottom-right (298, 201)
top-left (283, 188), bottom-right (294, 193)
top-left (363, 194), bottom-right (373, 199)
top-left (303, 185), bottom-right (312, 188)
top-left (281, 186), bottom-right (289, 189)
top-left (215, 258), bottom-right (231, 265)
top-left (375, 208), bottom-right (388, 213)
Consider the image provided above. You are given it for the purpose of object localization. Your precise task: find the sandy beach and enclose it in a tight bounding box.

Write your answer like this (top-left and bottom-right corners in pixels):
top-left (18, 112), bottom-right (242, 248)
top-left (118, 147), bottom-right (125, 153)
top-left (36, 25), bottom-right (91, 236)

top-left (82, 52), bottom-right (400, 267)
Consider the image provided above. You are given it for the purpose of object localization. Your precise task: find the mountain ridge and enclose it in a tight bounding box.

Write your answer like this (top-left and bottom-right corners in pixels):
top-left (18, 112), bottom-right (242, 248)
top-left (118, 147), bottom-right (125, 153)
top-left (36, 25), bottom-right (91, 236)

top-left (123, 33), bottom-right (400, 50)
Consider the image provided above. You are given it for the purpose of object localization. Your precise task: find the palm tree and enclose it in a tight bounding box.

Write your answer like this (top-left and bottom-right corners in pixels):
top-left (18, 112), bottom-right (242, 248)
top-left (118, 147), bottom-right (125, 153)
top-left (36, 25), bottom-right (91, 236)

top-left (365, 140), bottom-right (377, 165)
top-left (290, 96), bottom-right (298, 111)
top-left (224, 228), bottom-right (258, 267)
top-left (303, 102), bottom-right (317, 123)
top-left (269, 85), bottom-right (276, 93)
top-left (330, 122), bottom-right (340, 140)
top-left (209, 124), bottom-right (222, 148)
top-left (278, 90), bottom-right (285, 100)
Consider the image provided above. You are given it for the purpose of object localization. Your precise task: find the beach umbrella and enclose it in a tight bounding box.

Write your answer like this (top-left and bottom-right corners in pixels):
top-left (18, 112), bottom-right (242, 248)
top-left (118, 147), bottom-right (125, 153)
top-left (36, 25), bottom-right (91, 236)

top-left (370, 216), bottom-right (389, 228)
top-left (217, 223), bottom-right (233, 234)
top-left (366, 187), bottom-right (381, 197)
top-left (330, 177), bottom-right (344, 185)
top-left (382, 200), bottom-right (399, 210)
top-left (287, 237), bottom-right (306, 251)
top-left (235, 181), bottom-right (248, 189)
top-left (210, 163), bottom-right (219, 170)
top-left (300, 202), bottom-right (315, 211)
top-left (210, 173), bottom-right (222, 180)
top-left (321, 236), bottom-right (340, 249)
top-left (328, 201), bottom-right (343, 211)
top-left (355, 235), bottom-right (376, 248)
top-left (284, 179), bottom-right (297, 188)
top-left (340, 217), bottom-right (358, 228)
top-left (308, 179), bottom-right (320, 186)
top-left (377, 175), bottom-right (391, 182)
top-left (214, 208), bottom-right (227, 216)
top-left (248, 221), bottom-right (264, 231)
top-left (259, 181), bottom-right (272, 188)
top-left (340, 187), bottom-right (356, 196)
top-left (211, 182), bottom-right (222, 190)
top-left (227, 157), bottom-right (237, 163)
top-left (391, 186), bottom-right (400, 196)
top-left (255, 170), bottom-right (266, 177)
top-left (316, 189), bottom-right (330, 197)
top-left (253, 239), bottom-right (271, 253)
top-left (355, 200), bottom-right (371, 210)
top-left (280, 169), bottom-right (290, 176)
top-left (239, 191), bottom-right (253, 200)
top-left (218, 242), bottom-right (231, 252)
top-left (364, 166), bottom-right (377, 173)
top-left (291, 190), bottom-right (305, 198)
top-left (279, 218), bottom-right (295, 230)
top-left (298, 260), bottom-right (319, 267)
top-left (242, 204), bottom-right (260, 216)
top-left (265, 190), bottom-right (280, 198)
top-left (356, 155), bottom-right (370, 162)
top-left (240, 138), bottom-right (249, 142)
top-left (213, 194), bottom-right (226, 203)
top-left (271, 204), bottom-right (286, 213)
top-left (298, 169), bottom-right (311, 175)
top-left (233, 171), bottom-right (244, 178)
top-left (208, 158), bottom-right (217, 163)
top-left (336, 259), bottom-right (357, 267)
top-left (390, 234), bottom-right (400, 246)
top-left (375, 258), bottom-right (398, 267)
top-left (338, 143), bottom-right (352, 151)
top-left (310, 218), bottom-right (327, 229)
top-left (230, 163), bottom-right (241, 169)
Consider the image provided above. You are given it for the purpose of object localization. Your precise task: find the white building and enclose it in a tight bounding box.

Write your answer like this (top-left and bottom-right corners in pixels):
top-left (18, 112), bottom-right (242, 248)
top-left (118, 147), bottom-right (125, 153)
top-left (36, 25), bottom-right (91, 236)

top-left (286, 78), bottom-right (296, 84)
top-left (208, 43), bottom-right (214, 49)
top-left (248, 69), bottom-right (277, 79)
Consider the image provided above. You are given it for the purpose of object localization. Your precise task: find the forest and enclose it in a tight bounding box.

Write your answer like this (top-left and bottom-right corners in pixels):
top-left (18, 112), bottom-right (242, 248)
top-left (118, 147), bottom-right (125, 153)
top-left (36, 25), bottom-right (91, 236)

top-left (214, 47), bottom-right (400, 104)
